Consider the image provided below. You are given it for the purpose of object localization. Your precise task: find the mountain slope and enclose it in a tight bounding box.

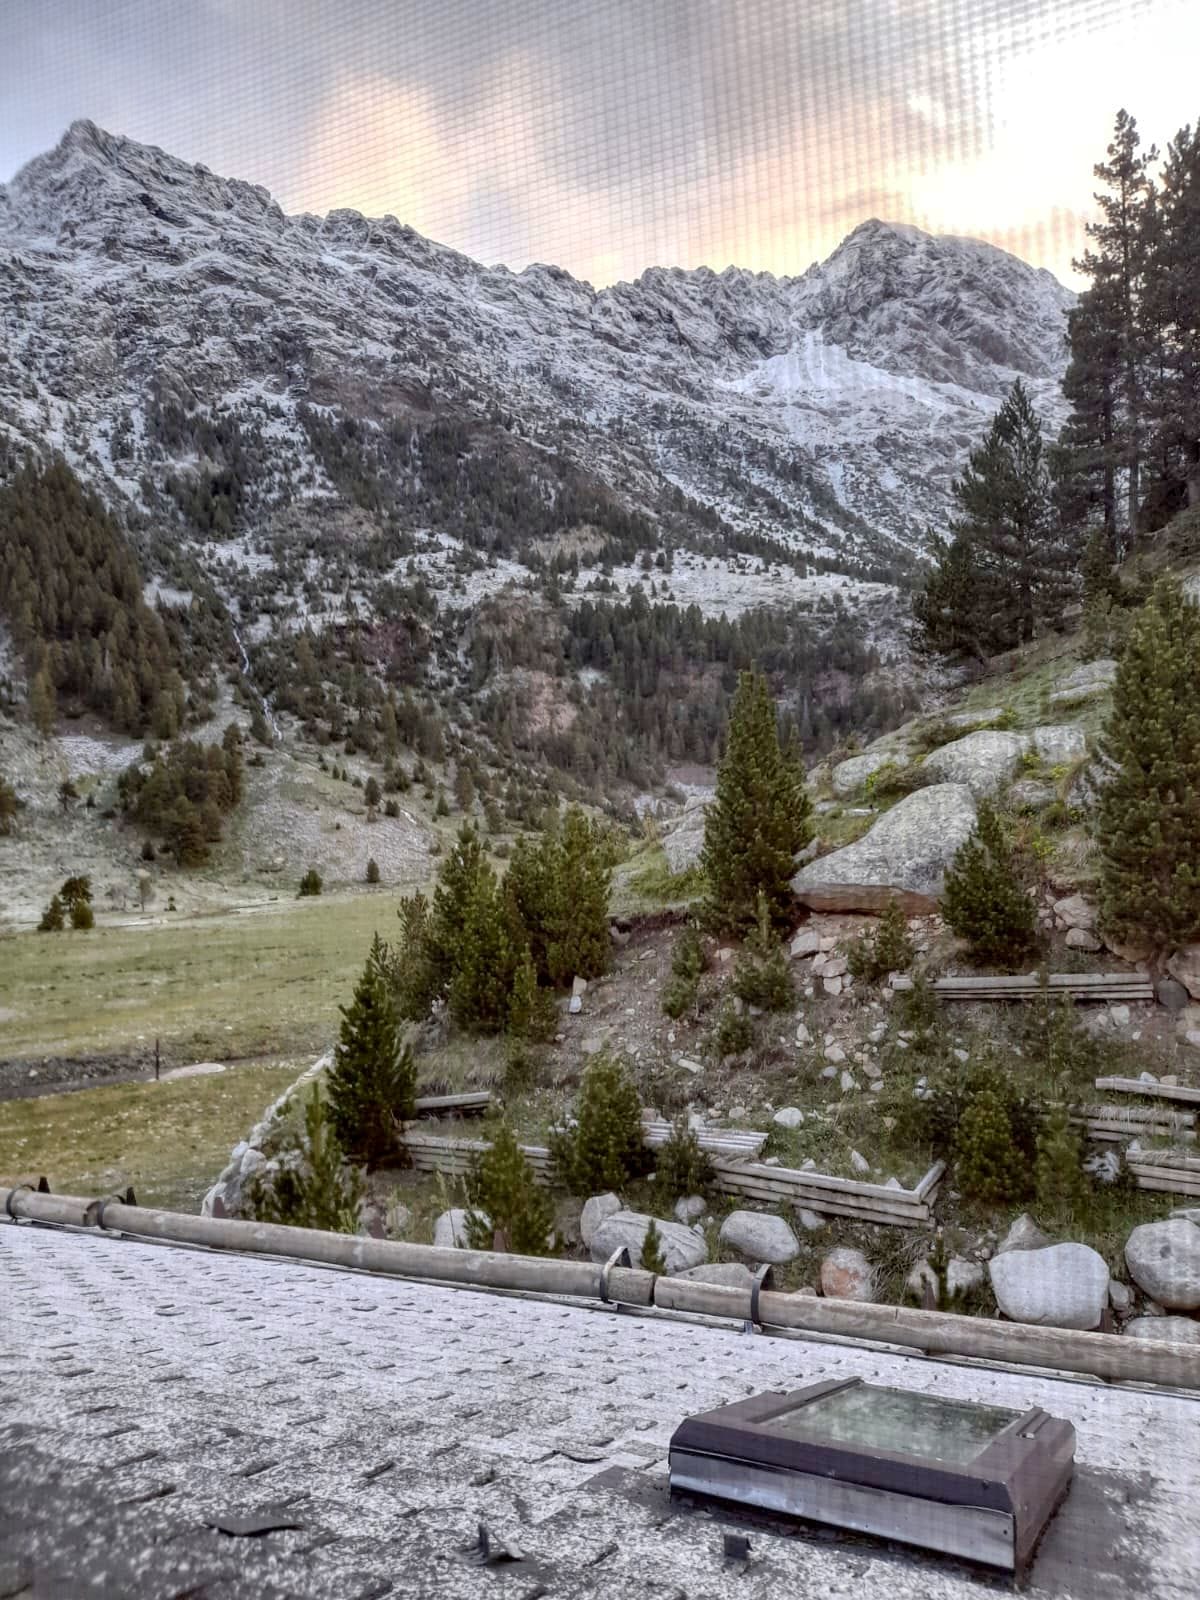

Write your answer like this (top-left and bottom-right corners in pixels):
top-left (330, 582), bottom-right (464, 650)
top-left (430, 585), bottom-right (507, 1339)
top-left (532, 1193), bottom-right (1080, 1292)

top-left (0, 121), bottom-right (1074, 586)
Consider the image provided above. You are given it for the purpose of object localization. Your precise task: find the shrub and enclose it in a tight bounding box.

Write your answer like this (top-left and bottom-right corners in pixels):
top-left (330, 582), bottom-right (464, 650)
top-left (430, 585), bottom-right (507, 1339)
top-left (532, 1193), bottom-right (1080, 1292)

top-left (69, 900), bottom-right (95, 930)
top-left (550, 1054), bottom-right (649, 1193)
top-left (653, 1119), bottom-right (714, 1203)
top-left (731, 893), bottom-right (793, 1011)
top-left (661, 921), bottom-right (706, 1018)
top-left (1034, 1102), bottom-right (1089, 1212)
top-left (507, 945), bottom-right (558, 1043)
top-left (640, 1217), bottom-right (668, 1274)
top-left (713, 998), bottom-right (754, 1057)
top-left (384, 799), bottom-right (400, 818)
top-left (847, 897), bottom-right (914, 981)
top-left (941, 801), bottom-right (1037, 965)
top-left (661, 972), bottom-right (699, 1019)
top-left (245, 1084), bottom-right (363, 1233)
top-left (955, 1084), bottom-right (1030, 1206)
top-left (141, 838), bottom-right (156, 861)
top-left (366, 857), bottom-right (380, 884)
top-left (37, 895), bottom-right (65, 932)
top-left (298, 867), bottom-right (323, 897)
top-left (465, 1122), bottom-right (555, 1255)
top-left (327, 934), bottom-right (417, 1164)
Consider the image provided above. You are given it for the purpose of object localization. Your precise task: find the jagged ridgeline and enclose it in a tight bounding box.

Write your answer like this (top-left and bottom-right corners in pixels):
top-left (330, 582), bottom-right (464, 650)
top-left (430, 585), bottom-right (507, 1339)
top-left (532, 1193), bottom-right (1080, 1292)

top-left (0, 451), bottom-right (208, 736)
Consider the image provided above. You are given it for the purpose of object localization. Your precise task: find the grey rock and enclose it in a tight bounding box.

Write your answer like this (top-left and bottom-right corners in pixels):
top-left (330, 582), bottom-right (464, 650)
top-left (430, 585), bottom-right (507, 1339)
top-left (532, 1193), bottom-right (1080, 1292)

top-left (820, 1247), bottom-right (876, 1301)
top-left (791, 784), bottom-right (977, 913)
top-left (1157, 976), bottom-right (1191, 1013)
top-left (719, 1210), bottom-right (800, 1264)
top-left (790, 928), bottom-right (823, 959)
top-left (1028, 724), bottom-right (1088, 765)
top-left (673, 1261), bottom-right (756, 1288)
top-left (988, 1242), bottom-right (1109, 1329)
top-left (996, 1213), bottom-right (1051, 1254)
top-left (590, 1210), bottom-right (708, 1273)
top-left (907, 1257), bottom-right (985, 1299)
top-left (568, 994), bottom-right (583, 1014)
top-left (674, 1195), bottom-right (708, 1224)
top-left (1009, 777), bottom-right (1057, 812)
top-left (661, 798), bottom-right (708, 874)
top-left (1066, 926), bottom-right (1103, 952)
top-left (580, 1192), bottom-right (622, 1247)
top-left (772, 1106), bottom-right (805, 1128)
top-left (387, 1201), bottom-right (413, 1237)
top-left (849, 1149), bottom-right (870, 1174)
top-left (1166, 945), bottom-right (1200, 1002)
top-left (1123, 1315), bottom-right (1200, 1344)
top-left (1053, 893), bottom-right (1097, 930)
top-left (1049, 659), bottom-right (1117, 705)
top-left (942, 706), bottom-right (1007, 729)
top-left (839, 1070), bottom-right (857, 1092)
top-left (921, 730), bottom-right (1027, 797)
top-left (1108, 1278), bottom-right (1133, 1314)
top-left (1125, 1219), bottom-right (1200, 1310)
top-left (795, 1207), bottom-right (827, 1231)
top-left (824, 1043), bottom-right (846, 1063)
top-left (830, 748), bottom-right (899, 799)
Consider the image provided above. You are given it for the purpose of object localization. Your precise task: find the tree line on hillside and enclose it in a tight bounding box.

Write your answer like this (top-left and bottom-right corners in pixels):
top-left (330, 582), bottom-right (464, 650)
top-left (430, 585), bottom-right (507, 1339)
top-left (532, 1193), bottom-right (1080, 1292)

top-left (0, 456), bottom-right (188, 736)
top-left (914, 109), bottom-right (1200, 662)
top-left (117, 726), bottom-right (244, 866)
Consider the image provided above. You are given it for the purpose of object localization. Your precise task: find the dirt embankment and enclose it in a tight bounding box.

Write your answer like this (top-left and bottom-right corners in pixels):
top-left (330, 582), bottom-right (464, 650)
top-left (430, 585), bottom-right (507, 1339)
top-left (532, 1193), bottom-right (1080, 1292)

top-left (0, 1049), bottom-right (164, 1102)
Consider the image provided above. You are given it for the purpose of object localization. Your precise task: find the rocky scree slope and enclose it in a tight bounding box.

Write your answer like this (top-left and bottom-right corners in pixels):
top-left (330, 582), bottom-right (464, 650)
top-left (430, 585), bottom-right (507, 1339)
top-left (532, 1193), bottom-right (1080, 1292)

top-left (0, 121), bottom-right (1074, 595)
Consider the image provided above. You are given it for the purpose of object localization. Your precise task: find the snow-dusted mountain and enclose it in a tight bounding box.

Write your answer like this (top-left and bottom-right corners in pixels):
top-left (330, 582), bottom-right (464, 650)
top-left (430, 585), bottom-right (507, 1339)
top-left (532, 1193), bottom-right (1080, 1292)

top-left (0, 120), bottom-right (1074, 588)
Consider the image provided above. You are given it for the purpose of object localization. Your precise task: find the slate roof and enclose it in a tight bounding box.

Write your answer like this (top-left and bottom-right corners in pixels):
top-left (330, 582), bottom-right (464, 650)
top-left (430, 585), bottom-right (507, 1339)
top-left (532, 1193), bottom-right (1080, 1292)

top-left (1, 1219), bottom-right (1198, 1600)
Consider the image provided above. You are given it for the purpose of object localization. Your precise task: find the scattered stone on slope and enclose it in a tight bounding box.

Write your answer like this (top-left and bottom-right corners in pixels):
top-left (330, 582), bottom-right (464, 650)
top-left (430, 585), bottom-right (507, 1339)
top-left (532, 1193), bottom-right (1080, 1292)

top-left (1166, 946), bottom-right (1200, 1002)
top-left (1009, 778), bottom-right (1057, 812)
top-left (820, 1247), bottom-right (876, 1301)
top-left (673, 1195), bottom-right (707, 1224)
top-left (1028, 724), bottom-right (1088, 765)
top-left (791, 783), bottom-right (977, 913)
top-left (589, 1210), bottom-right (708, 1273)
top-left (830, 748), bottom-right (899, 799)
top-left (1125, 1220), bottom-right (1200, 1311)
top-left (433, 1208), bottom-right (481, 1249)
top-left (789, 928), bottom-right (822, 959)
top-left (719, 1210), bottom-right (800, 1265)
top-left (921, 730), bottom-right (1027, 797)
top-left (772, 1106), bottom-right (804, 1128)
top-left (1050, 659), bottom-right (1117, 706)
top-left (906, 1257), bottom-right (985, 1299)
top-left (1053, 893), bottom-right (1097, 931)
top-left (988, 1242), bottom-right (1109, 1329)
top-left (1066, 927), bottom-right (1103, 952)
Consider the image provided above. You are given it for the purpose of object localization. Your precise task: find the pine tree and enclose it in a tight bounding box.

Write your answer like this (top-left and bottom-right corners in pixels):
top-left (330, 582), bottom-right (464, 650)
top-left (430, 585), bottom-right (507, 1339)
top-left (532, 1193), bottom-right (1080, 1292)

top-left (849, 895), bottom-right (915, 981)
top-left (1097, 580), bottom-right (1200, 945)
top-left (391, 890), bottom-right (439, 1020)
top-left (1034, 1103), bottom-right (1088, 1213)
top-left (0, 776), bottom-right (17, 836)
top-left (507, 944), bottom-right (556, 1042)
top-left (1072, 110), bottom-right (1159, 538)
top-left (544, 806), bottom-right (612, 985)
top-left (550, 1053), bottom-right (648, 1193)
top-left (70, 900), bottom-right (95, 930)
top-left (327, 934), bottom-right (416, 1164)
top-left (246, 1084), bottom-right (364, 1233)
top-left (366, 857), bottom-right (380, 884)
top-left (298, 866), bottom-right (323, 897)
top-left (701, 670), bottom-right (812, 932)
top-left (428, 824), bottom-right (486, 992)
top-left (1055, 272), bottom-right (1123, 552)
top-left (58, 875), bottom-right (92, 913)
top-left (447, 865), bottom-right (514, 1033)
top-left (29, 667), bottom-right (56, 737)
top-left (653, 1119), bottom-right (713, 1203)
top-left (1149, 121), bottom-right (1200, 507)
top-left (640, 1217), bottom-right (668, 1274)
top-left (955, 1085), bottom-right (1027, 1206)
top-left (363, 776), bottom-right (381, 814)
top-left (911, 530), bottom-right (1004, 662)
top-left (942, 801), bottom-right (1037, 965)
top-left (465, 1122), bottom-right (554, 1255)
top-left (921, 380), bottom-right (1081, 656)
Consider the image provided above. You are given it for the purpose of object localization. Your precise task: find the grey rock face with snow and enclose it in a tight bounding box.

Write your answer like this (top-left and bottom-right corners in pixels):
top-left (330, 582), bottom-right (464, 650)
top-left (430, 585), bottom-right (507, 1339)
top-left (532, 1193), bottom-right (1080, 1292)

top-left (0, 122), bottom-right (1074, 602)
top-left (988, 1242), bottom-right (1109, 1330)
top-left (1125, 1219), bottom-right (1200, 1311)
top-left (791, 784), bottom-right (977, 912)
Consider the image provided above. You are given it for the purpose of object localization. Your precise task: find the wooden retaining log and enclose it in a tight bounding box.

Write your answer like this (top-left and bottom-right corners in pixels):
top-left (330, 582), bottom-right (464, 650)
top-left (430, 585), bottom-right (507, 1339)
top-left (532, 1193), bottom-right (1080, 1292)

top-left (1096, 1077), bottom-right (1200, 1107)
top-left (892, 973), bottom-right (1155, 1003)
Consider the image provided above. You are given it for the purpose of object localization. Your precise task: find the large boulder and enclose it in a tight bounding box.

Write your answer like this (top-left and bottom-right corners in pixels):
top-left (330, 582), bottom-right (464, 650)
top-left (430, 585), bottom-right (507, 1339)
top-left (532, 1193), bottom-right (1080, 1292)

top-left (831, 748), bottom-right (898, 799)
top-left (719, 1210), bottom-right (800, 1265)
top-left (1028, 724), bottom-right (1088, 765)
top-left (589, 1210), bottom-right (708, 1273)
top-left (1125, 1219), bottom-right (1200, 1310)
top-left (922, 730), bottom-right (1027, 797)
top-left (988, 1242), bottom-right (1109, 1329)
top-left (1123, 1315), bottom-right (1200, 1344)
top-left (1166, 946), bottom-right (1200, 1002)
top-left (995, 1213), bottom-right (1051, 1254)
top-left (791, 784), bottom-right (977, 913)
top-left (580, 1192), bottom-right (623, 1247)
top-left (661, 798), bottom-right (708, 874)
top-left (819, 1247), bottom-right (876, 1301)
top-left (1053, 893), bottom-right (1097, 931)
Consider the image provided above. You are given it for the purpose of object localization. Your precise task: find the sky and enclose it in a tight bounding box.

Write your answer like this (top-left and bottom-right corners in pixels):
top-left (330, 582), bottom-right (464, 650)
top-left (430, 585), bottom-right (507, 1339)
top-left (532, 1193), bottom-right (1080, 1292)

top-left (3, 0), bottom-right (1199, 288)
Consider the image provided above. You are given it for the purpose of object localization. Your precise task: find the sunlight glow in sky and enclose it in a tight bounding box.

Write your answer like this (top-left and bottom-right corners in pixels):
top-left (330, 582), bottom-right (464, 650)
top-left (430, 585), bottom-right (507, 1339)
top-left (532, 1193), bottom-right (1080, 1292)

top-left (3, 0), bottom-right (1199, 287)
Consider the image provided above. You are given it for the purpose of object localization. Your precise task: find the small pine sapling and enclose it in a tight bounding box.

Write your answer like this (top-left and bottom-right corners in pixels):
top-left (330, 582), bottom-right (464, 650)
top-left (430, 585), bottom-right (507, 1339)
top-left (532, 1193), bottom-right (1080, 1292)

top-left (70, 900), bottom-right (95, 930)
top-left (1034, 1102), bottom-right (1089, 1213)
top-left (549, 1053), bottom-right (649, 1193)
top-left (298, 867), bottom-right (323, 897)
top-left (366, 857), bottom-right (380, 884)
top-left (327, 934), bottom-right (417, 1165)
top-left (662, 920), bottom-right (706, 1018)
top-left (731, 893), bottom-right (793, 1011)
top-left (37, 895), bottom-right (65, 932)
top-left (955, 1084), bottom-right (1028, 1206)
top-left (942, 801), bottom-right (1037, 965)
top-left (712, 998), bottom-right (754, 1058)
top-left (245, 1084), bottom-right (364, 1233)
top-left (653, 1118), bottom-right (714, 1203)
top-left (640, 1217), bottom-right (668, 1275)
top-left (465, 1122), bottom-right (555, 1255)
top-left (848, 897), bottom-right (914, 982)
